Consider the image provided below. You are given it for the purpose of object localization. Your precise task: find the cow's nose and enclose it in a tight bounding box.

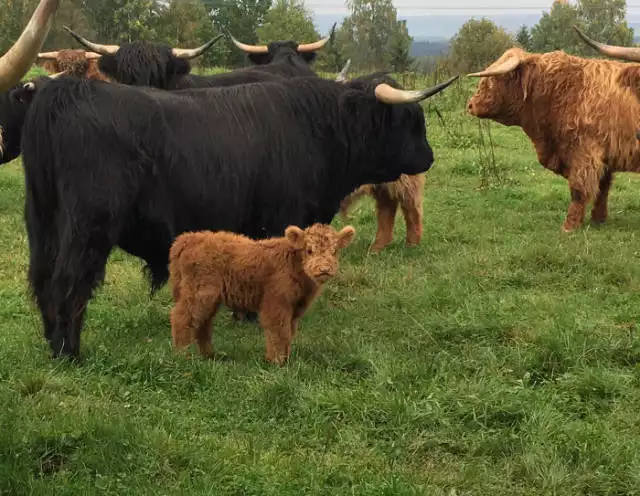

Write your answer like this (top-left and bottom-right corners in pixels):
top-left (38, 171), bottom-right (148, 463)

top-left (467, 102), bottom-right (474, 113)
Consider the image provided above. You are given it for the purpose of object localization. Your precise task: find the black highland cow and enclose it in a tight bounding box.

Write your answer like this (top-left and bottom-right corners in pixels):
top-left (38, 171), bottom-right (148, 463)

top-left (63, 25), bottom-right (335, 89)
top-left (3, 73), bottom-right (457, 359)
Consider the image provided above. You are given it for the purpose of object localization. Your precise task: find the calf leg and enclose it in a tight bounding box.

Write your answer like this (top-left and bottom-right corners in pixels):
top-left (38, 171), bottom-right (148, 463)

top-left (591, 170), bottom-right (614, 224)
top-left (171, 290), bottom-right (220, 358)
top-left (259, 302), bottom-right (294, 366)
top-left (195, 303), bottom-right (220, 359)
top-left (371, 189), bottom-right (399, 252)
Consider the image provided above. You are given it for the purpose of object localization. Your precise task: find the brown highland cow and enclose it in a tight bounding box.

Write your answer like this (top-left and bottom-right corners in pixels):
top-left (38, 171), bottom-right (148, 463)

top-left (339, 173), bottom-right (425, 252)
top-left (467, 46), bottom-right (640, 232)
top-left (168, 224), bottom-right (356, 365)
top-left (37, 49), bottom-right (109, 80)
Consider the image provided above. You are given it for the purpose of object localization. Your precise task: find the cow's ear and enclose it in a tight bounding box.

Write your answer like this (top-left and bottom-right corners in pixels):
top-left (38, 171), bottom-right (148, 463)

top-left (518, 61), bottom-right (533, 102)
top-left (171, 58), bottom-right (191, 76)
top-left (297, 51), bottom-right (316, 64)
top-left (336, 226), bottom-right (356, 249)
top-left (10, 82), bottom-right (36, 105)
top-left (285, 226), bottom-right (305, 250)
top-left (97, 55), bottom-right (117, 78)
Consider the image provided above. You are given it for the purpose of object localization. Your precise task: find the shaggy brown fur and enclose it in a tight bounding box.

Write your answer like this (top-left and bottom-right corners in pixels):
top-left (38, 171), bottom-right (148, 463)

top-left (339, 173), bottom-right (425, 252)
top-left (467, 47), bottom-right (640, 232)
top-left (168, 223), bottom-right (356, 365)
top-left (37, 49), bottom-right (109, 81)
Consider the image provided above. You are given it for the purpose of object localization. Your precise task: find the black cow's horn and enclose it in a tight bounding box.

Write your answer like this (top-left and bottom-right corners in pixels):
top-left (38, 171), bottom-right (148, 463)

top-left (298, 23), bottom-right (336, 53)
top-left (172, 34), bottom-right (224, 59)
top-left (229, 34), bottom-right (269, 54)
top-left (63, 26), bottom-right (120, 56)
top-left (574, 25), bottom-right (640, 62)
top-left (335, 59), bottom-right (351, 82)
top-left (0, 0), bottom-right (60, 92)
top-left (374, 75), bottom-right (459, 104)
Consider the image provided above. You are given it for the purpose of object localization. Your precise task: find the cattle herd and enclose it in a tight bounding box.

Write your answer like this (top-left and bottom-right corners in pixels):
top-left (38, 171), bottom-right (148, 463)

top-left (1, 0), bottom-right (640, 364)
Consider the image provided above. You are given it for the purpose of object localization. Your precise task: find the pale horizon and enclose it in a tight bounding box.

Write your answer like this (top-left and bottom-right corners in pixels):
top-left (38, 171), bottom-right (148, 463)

top-left (308, 0), bottom-right (640, 39)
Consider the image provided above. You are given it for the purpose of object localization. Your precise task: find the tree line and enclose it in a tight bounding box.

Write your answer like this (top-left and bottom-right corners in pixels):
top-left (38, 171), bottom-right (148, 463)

top-left (0, 0), bottom-right (413, 72)
top-left (445, 0), bottom-right (634, 74)
top-left (0, 0), bottom-right (634, 75)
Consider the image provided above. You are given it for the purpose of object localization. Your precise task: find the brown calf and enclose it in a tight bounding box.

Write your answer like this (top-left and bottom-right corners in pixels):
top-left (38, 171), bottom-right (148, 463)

top-left (467, 47), bottom-right (640, 232)
top-left (37, 49), bottom-right (109, 81)
top-left (168, 224), bottom-right (356, 365)
top-left (339, 174), bottom-right (425, 252)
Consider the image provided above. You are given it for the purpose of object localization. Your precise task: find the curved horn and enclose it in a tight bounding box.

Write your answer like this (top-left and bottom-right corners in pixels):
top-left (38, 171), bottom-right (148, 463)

top-left (48, 71), bottom-right (65, 79)
top-left (467, 56), bottom-right (521, 77)
top-left (229, 34), bottom-right (268, 54)
top-left (172, 34), bottom-right (224, 59)
top-left (84, 52), bottom-right (102, 60)
top-left (37, 51), bottom-right (59, 60)
top-left (0, 0), bottom-right (60, 92)
top-left (335, 59), bottom-right (351, 82)
top-left (63, 26), bottom-right (120, 56)
top-left (573, 25), bottom-right (640, 62)
top-left (374, 75), bottom-right (460, 104)
top-left (297, 23), bottom-right (336, 53)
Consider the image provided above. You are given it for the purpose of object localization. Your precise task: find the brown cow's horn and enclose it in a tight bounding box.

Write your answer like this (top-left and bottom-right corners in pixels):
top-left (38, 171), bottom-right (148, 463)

top-left (374, 75), bottom-right (459, 104)
top-left (63, 26), bottom-right (120, 55)
top-left (467, 56), bottom-right (521, 77)
top-left (574, 25), bottom-right (640, 62)
top-left (0, 0), bottom-right (60, 92)
top-left (172, 34), bottom-right (224, 59)
top-left (37, 51), bottom-right (59, 60)
top-left (229, 34), bottom-right (268, 54)
top-left (297, 23), bottom-right (336, 53)
top-left (335, 59), bottom-right (351, 82)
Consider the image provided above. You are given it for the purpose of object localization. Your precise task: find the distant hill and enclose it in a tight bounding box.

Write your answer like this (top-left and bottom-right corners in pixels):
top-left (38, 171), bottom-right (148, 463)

top-left (410, 40), bottom-right (450, 58)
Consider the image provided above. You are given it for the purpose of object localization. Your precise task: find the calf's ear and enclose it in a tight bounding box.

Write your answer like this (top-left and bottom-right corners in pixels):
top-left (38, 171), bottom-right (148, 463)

top-left (285, 226), bottom-right (305, 250)
top-left (336, 226), bottom-right (356, 249)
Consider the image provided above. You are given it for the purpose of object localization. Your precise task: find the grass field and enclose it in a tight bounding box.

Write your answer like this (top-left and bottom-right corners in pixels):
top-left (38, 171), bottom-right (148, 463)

top-left (2, 73), bottom-right (640, 495)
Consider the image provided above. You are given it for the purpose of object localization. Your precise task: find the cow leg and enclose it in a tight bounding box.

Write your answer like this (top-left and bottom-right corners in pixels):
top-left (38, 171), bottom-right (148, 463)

top-left (563, 188), bottom-right (588, 233)
top-left (563, 155), bottom-right (602, 233)
top-left (400, 192), bottom-right (423, 247)
top-left (371, 189), bottom-right (398, 252)
top-left (591, 170), bottom-right (614, 225)
top-left (46, 237), bottom-right (112, 359)
top-left (259, 302), bottom-right (293, 366)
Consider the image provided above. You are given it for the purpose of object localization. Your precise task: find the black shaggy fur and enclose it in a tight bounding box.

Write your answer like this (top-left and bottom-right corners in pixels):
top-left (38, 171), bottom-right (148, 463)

top-left (94, 40), bottom-right (319, 90)
top-left (13, 75), bottom-right (434, 358)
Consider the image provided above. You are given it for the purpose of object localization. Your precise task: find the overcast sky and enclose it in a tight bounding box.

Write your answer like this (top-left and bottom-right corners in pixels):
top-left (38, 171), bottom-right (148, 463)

top-left (308, 0), bottom-right (640, 17)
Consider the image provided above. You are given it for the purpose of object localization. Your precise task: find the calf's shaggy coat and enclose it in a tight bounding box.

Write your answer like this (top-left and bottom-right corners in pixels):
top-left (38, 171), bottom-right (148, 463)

top-left (169, 224), bottom-right (356, 365)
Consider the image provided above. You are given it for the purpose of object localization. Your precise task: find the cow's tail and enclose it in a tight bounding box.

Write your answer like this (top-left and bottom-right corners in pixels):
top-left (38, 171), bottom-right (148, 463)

top-left (168, 234), bottom-right (192, 302)
top-left (339, 185), bottom-right (371, 220)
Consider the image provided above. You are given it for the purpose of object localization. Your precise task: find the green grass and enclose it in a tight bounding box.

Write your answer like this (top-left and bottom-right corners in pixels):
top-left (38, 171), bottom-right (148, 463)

top-left (3, 77), bottom-right (640, 495)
